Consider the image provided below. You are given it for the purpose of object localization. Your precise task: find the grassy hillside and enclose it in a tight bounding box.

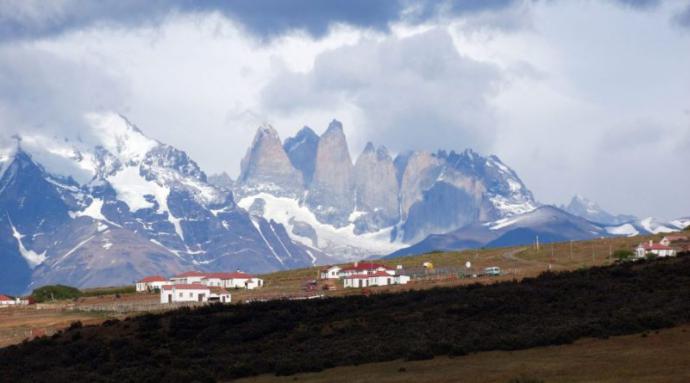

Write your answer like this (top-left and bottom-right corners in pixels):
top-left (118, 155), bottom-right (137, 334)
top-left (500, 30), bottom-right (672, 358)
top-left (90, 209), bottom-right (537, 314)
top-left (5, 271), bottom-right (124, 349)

top-left (239, 324), bottom-right (690, 383)
top-left (1, 253), bottom-right (689, 383)
top-left (233, 233), bottom-right (656, 301)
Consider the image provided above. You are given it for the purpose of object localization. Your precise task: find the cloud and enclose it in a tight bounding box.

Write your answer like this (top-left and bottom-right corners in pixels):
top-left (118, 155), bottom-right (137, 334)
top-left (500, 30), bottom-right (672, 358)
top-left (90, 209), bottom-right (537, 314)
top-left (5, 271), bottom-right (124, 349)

top-left (0, 44), bottom-right (127, 139)
top-left (673, 4), bottom-right (690, 28)
top-left (0, 0), bottom-right (522, 42)
top-left (260, 28), bottom-right (503, 154)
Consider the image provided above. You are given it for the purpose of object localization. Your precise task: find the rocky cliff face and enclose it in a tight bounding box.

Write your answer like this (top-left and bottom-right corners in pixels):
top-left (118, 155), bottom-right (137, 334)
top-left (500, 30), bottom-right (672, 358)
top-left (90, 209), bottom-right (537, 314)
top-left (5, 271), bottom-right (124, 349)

top-left (306, 120), bottom-right (355, 227)
top-left (239, 124), bottom-right (304, 197)
top-left (284, 126), bottom-right (319, 186)
top-left (353, 143), bottom-right (399, 234)
top-left (234, 119), bottom-right (540, 260)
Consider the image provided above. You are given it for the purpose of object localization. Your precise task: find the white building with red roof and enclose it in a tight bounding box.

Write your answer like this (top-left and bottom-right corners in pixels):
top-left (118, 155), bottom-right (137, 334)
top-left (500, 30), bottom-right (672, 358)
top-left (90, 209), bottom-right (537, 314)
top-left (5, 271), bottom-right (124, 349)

top-left (338, 262), bottom-right (395, 278)
top-left (636, 240), bottom-right (677, 258)
top-left (136, 275), bottom-right (172, 292)
top-left (0, 294), bottom-right (17, 305)
top-left (343, 271), bottom-right (411, 289)
top-left (160, 284), bottom-right (231, 304)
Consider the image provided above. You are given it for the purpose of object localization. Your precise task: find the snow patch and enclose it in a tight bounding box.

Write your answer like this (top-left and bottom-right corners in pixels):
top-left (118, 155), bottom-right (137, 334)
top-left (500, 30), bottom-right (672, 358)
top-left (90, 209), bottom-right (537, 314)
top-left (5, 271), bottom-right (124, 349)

top-left (605, 223), bottom-right (639, 237)
top-left (640, 217), bottom-right (676, 234)
top-left (9, 221), bottom-right (46, 268)
top-left (86, 112), bottom-right (158, 163)
top-left (238, 193), bottom-right (403, 260)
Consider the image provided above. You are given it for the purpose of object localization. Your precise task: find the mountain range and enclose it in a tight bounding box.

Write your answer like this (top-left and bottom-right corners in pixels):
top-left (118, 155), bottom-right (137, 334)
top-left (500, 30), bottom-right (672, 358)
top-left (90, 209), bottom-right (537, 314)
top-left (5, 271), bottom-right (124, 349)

top-left (0, 114), bottom-right (328, 295)
top-left (1, 114), bottom-right (688, 294)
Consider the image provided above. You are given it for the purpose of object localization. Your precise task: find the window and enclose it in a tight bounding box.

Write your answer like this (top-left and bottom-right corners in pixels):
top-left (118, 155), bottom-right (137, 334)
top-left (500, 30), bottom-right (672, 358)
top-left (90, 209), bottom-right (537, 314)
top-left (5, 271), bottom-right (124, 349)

top-left (189, 292), bottom-right (193, 298)
top-left (178, 292), bottom-right (183, 298)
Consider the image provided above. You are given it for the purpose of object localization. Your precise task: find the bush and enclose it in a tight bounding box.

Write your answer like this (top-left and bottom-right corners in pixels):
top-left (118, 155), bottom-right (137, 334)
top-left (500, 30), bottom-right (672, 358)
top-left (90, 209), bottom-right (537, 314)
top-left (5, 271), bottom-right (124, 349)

top-left (613, 249), bottom-right (634, 261)
top-left (31, 285), bottom-right (82, 302)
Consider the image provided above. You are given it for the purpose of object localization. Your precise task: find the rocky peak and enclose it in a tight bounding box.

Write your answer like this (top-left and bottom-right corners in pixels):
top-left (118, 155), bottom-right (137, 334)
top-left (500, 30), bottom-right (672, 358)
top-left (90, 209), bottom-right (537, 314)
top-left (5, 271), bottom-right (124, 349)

top-left (399, 151), bottom-right (443, 220)
top-left (353, 143), bottom-right (399, 233)
top-left (306, 120), bottom-right (355, 227)
top-left (238, 124), bottom-right (304, 196)
top-left (284, 126), bottom-right (319, 186)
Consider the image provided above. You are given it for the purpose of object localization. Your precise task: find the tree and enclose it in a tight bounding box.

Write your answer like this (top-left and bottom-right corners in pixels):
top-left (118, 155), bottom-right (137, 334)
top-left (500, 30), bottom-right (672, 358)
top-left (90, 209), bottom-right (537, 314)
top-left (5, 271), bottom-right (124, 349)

top-left (613, 249), bottom-right (634, 262)
top-left (32, 285), bottom-right (82, 303)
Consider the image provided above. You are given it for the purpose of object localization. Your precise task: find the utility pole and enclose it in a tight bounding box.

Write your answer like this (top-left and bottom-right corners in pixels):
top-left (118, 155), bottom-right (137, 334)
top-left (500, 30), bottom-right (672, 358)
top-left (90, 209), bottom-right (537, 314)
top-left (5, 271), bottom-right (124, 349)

top-left (536, 235), bottom-right (540, 252)
top-left (570, 240), bottom-right (573, 261)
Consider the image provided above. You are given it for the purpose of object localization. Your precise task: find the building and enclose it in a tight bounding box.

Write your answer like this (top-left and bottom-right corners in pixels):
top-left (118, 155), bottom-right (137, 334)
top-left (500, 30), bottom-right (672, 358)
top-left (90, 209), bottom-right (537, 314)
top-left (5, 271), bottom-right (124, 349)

top-left (160, 284), bottom-right (231, 304)
top-left (636, 240), bottom-right (677, 258)
top-left (170, 271), bottom-right (206, 285)
top-left (224, 272), bottom-right (264, 289)
top-left (0, 294), bottom-right (16, 305)
top-left (319, 266), bottom-right (342, 279)
top-left (660, 235), bottom-right (688, 246)
top-left (338, 262), bottom-right (395, 278)
top-left (343, 271), bottom-right (411, 288)
top-left (201, 272), bottom-right (263, 289)
top-left (136, 276), bottom-right (172, 292)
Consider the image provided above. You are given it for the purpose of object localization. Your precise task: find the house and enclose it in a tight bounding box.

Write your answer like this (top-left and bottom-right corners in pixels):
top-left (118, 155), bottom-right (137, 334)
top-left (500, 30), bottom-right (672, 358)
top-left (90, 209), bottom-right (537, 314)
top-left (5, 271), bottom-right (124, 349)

top-left (339, 262), bottom-right (395, 278)
top-left (0, 294), bottom-right (16, 305)
top-left (343, 271), bottom-right (411, 288)
top-left (136, 275), bottom-right (171, 292)
top-left (319, 266), bottom-right (342, 279)
top-left (201, 272), bottom-right (264, 289)
top-left (160, 284), bottom-right (231, 304)
top-left (660, 235), bottom-right (688, 246)
top-left (636, 240), bottom-right (677, 258)
top-left (225, 272), bottom-right (264, 289)
top-left (170, 271), bottom-right (206, 285)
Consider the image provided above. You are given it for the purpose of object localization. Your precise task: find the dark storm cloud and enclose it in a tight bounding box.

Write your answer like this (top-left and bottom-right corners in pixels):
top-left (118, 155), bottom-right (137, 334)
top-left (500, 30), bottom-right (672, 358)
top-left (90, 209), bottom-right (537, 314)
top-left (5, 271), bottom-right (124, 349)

top-left (0, 0), bottom-right (522, 42)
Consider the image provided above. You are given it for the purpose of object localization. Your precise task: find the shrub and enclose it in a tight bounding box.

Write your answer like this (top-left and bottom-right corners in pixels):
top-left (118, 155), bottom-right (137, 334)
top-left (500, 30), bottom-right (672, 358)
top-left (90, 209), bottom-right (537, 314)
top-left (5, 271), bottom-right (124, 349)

top-left (613, 249), bottom-right (634, 261)
top-left (32, 285), bottom-right (82, 302)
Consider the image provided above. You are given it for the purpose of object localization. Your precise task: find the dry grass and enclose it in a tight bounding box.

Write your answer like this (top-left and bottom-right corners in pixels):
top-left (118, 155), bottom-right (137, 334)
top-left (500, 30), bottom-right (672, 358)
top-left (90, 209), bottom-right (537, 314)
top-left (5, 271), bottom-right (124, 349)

top-left (237, 324), bottom-right (690, 383)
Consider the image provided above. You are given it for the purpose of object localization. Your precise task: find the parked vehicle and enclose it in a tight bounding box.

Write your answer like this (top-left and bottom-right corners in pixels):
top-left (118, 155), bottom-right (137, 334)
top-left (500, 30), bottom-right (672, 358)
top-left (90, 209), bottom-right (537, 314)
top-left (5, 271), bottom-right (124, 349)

top-left (483, 266), bottom-right (501, 276)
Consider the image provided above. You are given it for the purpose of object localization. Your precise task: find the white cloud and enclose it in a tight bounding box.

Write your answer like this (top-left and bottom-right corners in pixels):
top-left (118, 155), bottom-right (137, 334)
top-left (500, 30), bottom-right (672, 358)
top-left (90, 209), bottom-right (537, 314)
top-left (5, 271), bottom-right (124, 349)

top-left (0, 1), bottom-right (689, 220)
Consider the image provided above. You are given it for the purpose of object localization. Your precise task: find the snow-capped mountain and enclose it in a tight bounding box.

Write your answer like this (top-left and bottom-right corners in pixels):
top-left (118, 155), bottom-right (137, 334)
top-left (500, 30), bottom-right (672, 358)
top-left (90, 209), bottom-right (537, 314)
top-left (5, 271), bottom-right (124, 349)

top-left (0, 113), bottom-right (328, 295)
top-left (561, 195), bottom-right (636, 225)
top-left (388, 205), bottom-right (690, 258)
top-left (387, 205), bottom-right (607, 258)
top-left (233, 120), bottom-right (538, 259)
top-left (560, 195), bottom-right (688, 237)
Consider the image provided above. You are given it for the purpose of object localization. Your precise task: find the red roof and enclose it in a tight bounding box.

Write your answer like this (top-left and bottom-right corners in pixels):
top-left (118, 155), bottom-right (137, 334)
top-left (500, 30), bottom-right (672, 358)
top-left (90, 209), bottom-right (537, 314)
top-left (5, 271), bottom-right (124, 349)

top-left (173, 271), bottom-right (206, 278)
top-left (0, 294), bottom-right (13, 302)
top-left (203, 272), bottom-right (255, 280)
top-left (341, 262), bottom-right (391, 272)
top-left (641, 243), bottom-right (673, 250)
top-left (138, 275), bottom-right (167, 283)
top-left (162, 284), bottom-right (209, 291)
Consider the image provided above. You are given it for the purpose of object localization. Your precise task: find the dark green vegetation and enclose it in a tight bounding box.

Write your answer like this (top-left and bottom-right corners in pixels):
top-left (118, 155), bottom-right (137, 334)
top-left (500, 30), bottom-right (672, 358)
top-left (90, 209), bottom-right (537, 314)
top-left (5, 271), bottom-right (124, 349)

top-left (79, 285), bottom-right (136, 298)
top-left (613, 249), bottom-right (634, 261)
top-left (30, 285), bottom-right (136, 302)
top-left (31, 285), bottom-right (82, 302)
top-left (3, 253), bottom-right (690, 383)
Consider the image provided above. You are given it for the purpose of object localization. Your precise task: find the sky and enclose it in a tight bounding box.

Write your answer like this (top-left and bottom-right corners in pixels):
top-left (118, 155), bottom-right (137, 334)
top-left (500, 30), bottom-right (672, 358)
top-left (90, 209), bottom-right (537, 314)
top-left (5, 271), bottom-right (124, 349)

top-left (0, 0), bottom-right (689, 219)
